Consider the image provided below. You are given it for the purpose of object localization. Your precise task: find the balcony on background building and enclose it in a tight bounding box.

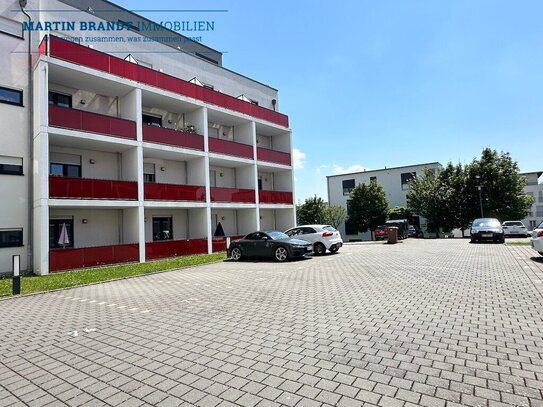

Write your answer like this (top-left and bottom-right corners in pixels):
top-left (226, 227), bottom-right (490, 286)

top-left (48, 105), bottom-right (137, 140)
top-left (49, 177), bottom-right (138, 200)
top-left (144, 183), bottom-right (205, 201)
top-left (256, 147), bottom-right (291, 166)
top-left (50, 243), bottom-right (139, 272)
top-left (259, 190), bottom-right (293, 204)
top-left (142, 124), bottom-right (204, 151)
top-left (145, 239), bottom-right (208, 260)
top-left (208, 138), bottom-right (253, 160)
top-left (43, 35), bottom-right (289, 128)
top-left (210, 187), bottom-right (255, 203)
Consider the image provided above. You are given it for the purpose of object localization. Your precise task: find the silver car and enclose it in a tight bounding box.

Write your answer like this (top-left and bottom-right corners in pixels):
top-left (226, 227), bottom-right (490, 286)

top-left (502, 221), bottom-right (529, 237)
top-left (285, 225), bottom-right (343, 255)
top-left (531, 221), bottom-right (543, 256)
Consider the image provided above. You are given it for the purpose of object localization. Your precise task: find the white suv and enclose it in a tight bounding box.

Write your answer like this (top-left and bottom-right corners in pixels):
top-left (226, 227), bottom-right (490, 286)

top-left (531, 221), bottom-right (543, 256)
top-left (502, 221), bottom-right (529, 237)
top-left (285, 225), bottom-right (343, 255)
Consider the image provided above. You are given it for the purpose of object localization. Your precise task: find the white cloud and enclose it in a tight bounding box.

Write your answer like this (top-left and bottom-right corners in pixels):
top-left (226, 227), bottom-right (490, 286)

top-left (333, 164), bottom-right (370, 175)
top-left (292, 148), bottom-right (306, 170)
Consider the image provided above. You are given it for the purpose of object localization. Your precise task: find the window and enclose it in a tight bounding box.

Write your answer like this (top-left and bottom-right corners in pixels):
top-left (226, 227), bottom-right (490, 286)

top-left (0, 16), bottom-right (23, 39)
top-left (0, 86), bottom-right (23, 106)
top-left (48, 91), bottom-right (72, 108)
top-left (195, 52), bottom-right (219, 65)
top-left (153, 217), bottom-right (173, 241)
top-left (258, 176), bottom-right (262, 191)
top-left (50, 152), bottom-right (81, 178)
top-left (203, 84), bottom-right (214, 90)
top-left (538, 191), bottom-right (543, 203)
top-left (143, 163), bottom-right (156, 183)
top-left (142, 113), bottom-right (162, 127)
top-left (0, 229), bottom-right (23, 248)
top-left (250, 100), bottom-right (259, 106)
top-left (370, 176), bottom-right (377, 183)
top-left (345, 220), bottom-right (358, 235)
top-left (342, 179), bottom-right (355, 196)
top-left (49, 219), bottom-right (74, 248)
top-left (401, 172), bottom-right (416, 190)
top-left (0, 155), bottom-right (23, 175)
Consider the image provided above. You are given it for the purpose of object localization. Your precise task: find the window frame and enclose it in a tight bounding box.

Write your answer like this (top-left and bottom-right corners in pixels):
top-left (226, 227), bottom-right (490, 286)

top-left (49, 219), bottom-right (74, 249)
top-left (48, 91), bottom-right (72, 108)
top-left (0, 156), bottom-right (23, 176)
top-left (152, 216), bottom-right (173, 241)
top-left (49, 162), bottom-right (82, 178)
top-left (142, 113), bottom-right (163, 127)
top-left (0, 86), bottom-right (23, 107)
top-left (0, 229), bottom-right (23, 248)
top-left (342, 179), bottom-right (355, 196)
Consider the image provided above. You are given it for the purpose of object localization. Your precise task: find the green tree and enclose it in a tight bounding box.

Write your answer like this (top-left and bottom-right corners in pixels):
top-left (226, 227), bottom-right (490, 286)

top-left (388, 206), bottom-right (412, 220)
top-left (323, 205), bottom-right (347, 229)
top-left (438, 162), bottom-right (470, 236)
top-left (347, 182), bottom-right (389, 239)
top-left (297, 196), bottom-right (326, 225)
top-left (465, 148), bottom-right (533, 221)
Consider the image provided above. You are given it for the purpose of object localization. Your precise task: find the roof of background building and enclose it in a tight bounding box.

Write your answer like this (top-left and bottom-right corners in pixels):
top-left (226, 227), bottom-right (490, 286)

top-left (326, 162), bottom-right (442, 178)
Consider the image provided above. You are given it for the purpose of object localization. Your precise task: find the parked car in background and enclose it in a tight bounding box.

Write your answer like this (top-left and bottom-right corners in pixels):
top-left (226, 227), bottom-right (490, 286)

top-left (502, 221), bottom-right (530, 237)
top-left (374, 225), bottom-right (388, 241)
top-left (284, 225), bottom-right (343, 255)
top-left (470, 218), bottom-right (504, 243)
top-left (385, 219), bottom-right (409, 239)
top-left (227, 231), bottom-right (312, 262)
top-left (408, 225), bottom-right (424, 238)
top-left (531, 221), bottom-right (543, 256)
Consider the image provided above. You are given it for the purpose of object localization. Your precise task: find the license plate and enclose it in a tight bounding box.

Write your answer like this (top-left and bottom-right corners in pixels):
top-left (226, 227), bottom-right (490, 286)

top-left (482, 233), bottom-right (492, 237)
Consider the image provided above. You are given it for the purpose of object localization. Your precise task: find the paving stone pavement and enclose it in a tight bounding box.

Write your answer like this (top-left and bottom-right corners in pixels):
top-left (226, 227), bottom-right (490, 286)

top-left (0, 239), bottom-right (542, 407)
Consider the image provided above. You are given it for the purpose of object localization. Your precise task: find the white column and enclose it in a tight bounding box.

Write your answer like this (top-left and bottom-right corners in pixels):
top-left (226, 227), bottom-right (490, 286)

top-left (202, 108), bottom-right (213, 253)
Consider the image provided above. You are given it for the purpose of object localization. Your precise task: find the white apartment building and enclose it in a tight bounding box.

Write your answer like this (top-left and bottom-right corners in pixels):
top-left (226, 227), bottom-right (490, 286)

top-left (327, 163), bottom-right (442, 240)
top-left (0, 0), bottom-right (295, 274)
top-left (521, 172), bottom-right (543, 230)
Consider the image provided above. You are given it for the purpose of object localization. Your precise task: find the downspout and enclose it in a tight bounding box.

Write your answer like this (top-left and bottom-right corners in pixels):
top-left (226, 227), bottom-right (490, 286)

top-left (20, 0), bottom-right (33, 273)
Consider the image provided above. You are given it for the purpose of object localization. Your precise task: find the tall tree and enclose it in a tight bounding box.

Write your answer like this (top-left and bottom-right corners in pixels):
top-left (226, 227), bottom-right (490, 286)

top-left (323, 205), bottom-right (347, 229)
top-left (297, 196), bottom-right (326, 225)
top-left (347, 182), bottom-right (389, 239)
top-left (438, 162), bottom-right (470, 236)
top-left (388, 206), bottom-right (412, 220)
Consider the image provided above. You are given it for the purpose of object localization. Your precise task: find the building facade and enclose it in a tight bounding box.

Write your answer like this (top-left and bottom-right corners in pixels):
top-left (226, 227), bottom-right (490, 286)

top-left (327, 163), bottom-right (442, 240)
top-left (521, 172), bottom-right (543, 230)
top-left (0, 0), bottom-right (295, 275)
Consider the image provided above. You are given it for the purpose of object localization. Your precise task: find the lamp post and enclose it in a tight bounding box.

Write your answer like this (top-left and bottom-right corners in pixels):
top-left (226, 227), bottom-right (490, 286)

top-left (475, 175), bottom-right (484, 217)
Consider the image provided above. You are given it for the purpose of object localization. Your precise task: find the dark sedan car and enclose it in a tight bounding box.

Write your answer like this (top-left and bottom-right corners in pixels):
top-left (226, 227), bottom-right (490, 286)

top-left (227, 231), bottom-right (312, 262)
top-left (470, 218), bottom-right (504, 243)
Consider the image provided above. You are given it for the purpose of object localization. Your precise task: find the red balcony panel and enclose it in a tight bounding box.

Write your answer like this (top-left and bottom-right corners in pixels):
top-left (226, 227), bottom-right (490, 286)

top-left (142, 124), bottom-right (204, 150)
top-left (259, 190), bottom-right (293, 204)
top-left (257, 147), bottom-right (291, 166)
top-left (145, 238), bottom-right (208, 260)
top-left (50, 243), bottom-right (139, 272)
top-left (49, 177), bottom-right (138, 200)
top-left (210, 187), bottom-right (255, 203)
top-left (144, 183), bottom-right (205, 201)
top-left (39, 37), bottom-right (47, 56)
top-left (208, 138), bottom-right (253, 159)
top-left (47, 36), bottom-right (289, 128)
top-left (49, 105), bottom-right (137, 140)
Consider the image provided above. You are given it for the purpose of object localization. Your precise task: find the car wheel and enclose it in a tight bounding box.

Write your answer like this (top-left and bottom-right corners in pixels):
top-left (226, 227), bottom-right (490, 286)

top-left (470, 238), bottom-right (475, 243)
top-left (274, 246), bottom-right (288, 262)
top-left (314, 242), bottom-right (326, 255)
top-left (500, 239), bottom-right (505, 244)
top-left (231, 247), bottom-right (242, 261)
top-left (329, 247), bottom-right (339, 254)
top-left (539, 251), bottom-right (543, 256)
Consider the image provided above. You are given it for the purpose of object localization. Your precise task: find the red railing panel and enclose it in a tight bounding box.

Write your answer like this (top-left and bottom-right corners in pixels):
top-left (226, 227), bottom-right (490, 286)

top-left (210, 187), bottom-right (255, 203)
top-left (144, 183), bottom-right (205, 201)
top-left (142, 124), bottom-right (204, 150)
top-left (145, 238), bottom-right (208, 260)
top-left (259, 190), bottom-right (293, 204)
top-left (49, 177), bottom-right (138, 200)
top-left (50, 243), bottom-right (139, 272)
top-left (208, 138), bottom-right (253, 159)
top-left (257, 147), bottom-right (291, 166)
top-left (47, 36), bottom-right (289, 128)
top-left (49, 105), bottom-right (137, 140)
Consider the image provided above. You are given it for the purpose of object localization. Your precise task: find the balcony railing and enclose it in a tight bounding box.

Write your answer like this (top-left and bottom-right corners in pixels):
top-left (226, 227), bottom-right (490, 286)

top-left (44, 35), bottom-right (289, 128)
top-left (259, 190), bottom-right (293, 204)
top-left (50, 243), bottom-right (139, 272)
top-left (257, 147), bottom-right (291, 166)
top-left (49, 177), bottom-right (138, 200)
top-left (210, 187), bottom-right (255, 203)
top-left (142, 124), bottom-right (204, 151)
top-left (146, 239), bottom-right (208, 260)
top-left (49, 105), bottom-right (137, 140)
top-left (208, 138), bottom-right (253, 160)
top-left (144, 183), bottom-right (205, 201)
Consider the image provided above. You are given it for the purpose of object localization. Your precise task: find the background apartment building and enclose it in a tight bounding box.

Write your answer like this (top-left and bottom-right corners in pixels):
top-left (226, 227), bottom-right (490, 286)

top-left (521, 172), bottom-right (543, 230)
top-left (327, 163), bottom-right (442, 241)
top-left (0, 0), bottom-right (295, 274)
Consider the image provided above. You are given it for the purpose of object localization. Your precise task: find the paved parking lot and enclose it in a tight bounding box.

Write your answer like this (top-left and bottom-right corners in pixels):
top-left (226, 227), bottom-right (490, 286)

top-left (0, 239), bottom-right (542, 407)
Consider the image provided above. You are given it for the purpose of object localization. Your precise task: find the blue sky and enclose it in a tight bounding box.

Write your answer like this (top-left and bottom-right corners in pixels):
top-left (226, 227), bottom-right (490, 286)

top-left (115, 0), bottom-right (543, 202)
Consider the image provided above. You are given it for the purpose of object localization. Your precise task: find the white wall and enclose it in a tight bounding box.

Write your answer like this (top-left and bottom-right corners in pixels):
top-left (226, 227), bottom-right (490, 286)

top-left (50, 146), bottom-right (119, 180)
top-left (211, 209), bottom-right (237, 236)
top-left (144, 209), bottom-right (188, 241)
top-left (209, 166), bottom-right (235, 188)
top-left (260, 210), bottom-right (275, 231)
top-left (237, 209), bottom-right (257, 235)
top-left (237, 165), bottom-right (256, 189)
top-left (274, 171), bottom-right (292, 191)
top-left (187, 158), bottom-right (206, 185)
top-left (188, 208), bottom-right (208, 238)
top-left (258, 172), bottom-right (273, 190)
top-left (143, 158), bottom-right (186, 184)
top-left (121, 147), bottom-right (139, 182)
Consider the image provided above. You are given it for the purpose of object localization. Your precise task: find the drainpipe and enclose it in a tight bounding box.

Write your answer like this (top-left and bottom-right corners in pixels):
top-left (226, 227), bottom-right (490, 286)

top-left (20, 0), bottom-right (33, 273)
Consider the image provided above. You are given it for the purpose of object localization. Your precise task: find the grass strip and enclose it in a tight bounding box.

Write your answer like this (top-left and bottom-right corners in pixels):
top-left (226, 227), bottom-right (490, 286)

top-left (506, 241), bottom-right (531, 246)
top-left (0, 253), bottom-right (226, 298)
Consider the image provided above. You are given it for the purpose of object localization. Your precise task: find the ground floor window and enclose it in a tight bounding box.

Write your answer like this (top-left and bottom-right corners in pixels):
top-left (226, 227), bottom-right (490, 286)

top-left (345, 219), bottom-right (358, 235)
top-left (153, 217), bottom-right (173, 241)
top-left (50, 219), bottom-right (74, 248)
top-left (0, 229), bottom-right (23, 248)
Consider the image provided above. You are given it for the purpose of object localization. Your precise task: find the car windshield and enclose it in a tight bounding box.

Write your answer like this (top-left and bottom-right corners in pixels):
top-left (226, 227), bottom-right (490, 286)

top-left (376, 225), bottom-right (386, 230)
top-left (268, 231), bottom-right (289, 240)
top-left (473, 219), bottom-right (501, 227)
top-left (538, 221), bottom-right (543, 229)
